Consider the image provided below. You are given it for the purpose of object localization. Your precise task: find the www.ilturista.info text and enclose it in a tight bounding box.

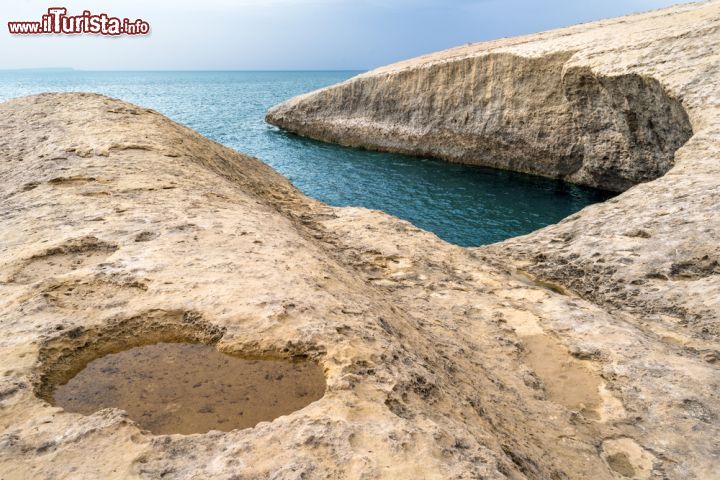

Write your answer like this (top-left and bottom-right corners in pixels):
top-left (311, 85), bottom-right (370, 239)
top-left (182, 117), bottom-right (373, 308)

top-left (8, 8), bottom-right (150, 36)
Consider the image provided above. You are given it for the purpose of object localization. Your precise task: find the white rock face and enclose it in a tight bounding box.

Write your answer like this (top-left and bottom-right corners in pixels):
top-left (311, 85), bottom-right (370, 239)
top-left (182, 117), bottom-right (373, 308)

top-left (267, 2), bottom-right (716, 193)
top-left (1, 2), bottom-right (719, 479)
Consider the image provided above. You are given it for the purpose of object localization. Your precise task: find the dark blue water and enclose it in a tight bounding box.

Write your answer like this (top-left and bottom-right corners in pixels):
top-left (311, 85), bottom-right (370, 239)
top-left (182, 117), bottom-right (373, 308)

top-left (0, 71), bottom-right (613, 246)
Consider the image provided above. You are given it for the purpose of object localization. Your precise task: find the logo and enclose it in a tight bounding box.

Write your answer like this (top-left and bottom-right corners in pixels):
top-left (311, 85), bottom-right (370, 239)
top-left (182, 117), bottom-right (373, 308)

top-left (8, 8), bottom-right (150, 36)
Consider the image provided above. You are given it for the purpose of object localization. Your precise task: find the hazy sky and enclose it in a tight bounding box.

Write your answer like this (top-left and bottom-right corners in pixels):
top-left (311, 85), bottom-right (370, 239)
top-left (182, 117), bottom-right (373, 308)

top-left (1, 0), bottom-right (694, 70)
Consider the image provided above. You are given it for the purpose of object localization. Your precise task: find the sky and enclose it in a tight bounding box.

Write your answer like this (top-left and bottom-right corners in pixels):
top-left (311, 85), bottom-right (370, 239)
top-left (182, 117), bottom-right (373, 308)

top-left (1, 0), bottom-right (696, 70)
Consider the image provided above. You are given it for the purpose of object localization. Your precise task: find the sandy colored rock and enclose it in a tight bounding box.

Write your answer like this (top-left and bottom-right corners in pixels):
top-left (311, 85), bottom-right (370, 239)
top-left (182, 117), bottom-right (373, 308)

top-left (268, 0), bottom-right (720, 451)
top-left (0, 3), bottom-right (719, 479)
top-left (266, 2), bottom-right (714, 193)
top-left (266, 1), bottom-right (720, 339)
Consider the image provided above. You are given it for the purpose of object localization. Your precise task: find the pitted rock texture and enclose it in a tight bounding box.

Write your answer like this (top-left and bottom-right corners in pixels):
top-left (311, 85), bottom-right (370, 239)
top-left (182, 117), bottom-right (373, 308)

top-left (0, 90), bottom-right (717, 479)
top-left (1, 3), bottom-right (720, 475)
top-left (267, 0), bottom-right (720, 377)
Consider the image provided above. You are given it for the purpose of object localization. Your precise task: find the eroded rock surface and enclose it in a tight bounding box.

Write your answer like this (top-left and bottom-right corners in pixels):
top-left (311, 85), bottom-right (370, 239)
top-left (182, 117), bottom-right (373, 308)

top-left (1, 3), bottom-right (719, 478)
top-left (266, 3), bottom-right (718, 194)
top-left (267, 3), bottom-right (720, 331)
top-left (265, 7), bottom-right (720, 476)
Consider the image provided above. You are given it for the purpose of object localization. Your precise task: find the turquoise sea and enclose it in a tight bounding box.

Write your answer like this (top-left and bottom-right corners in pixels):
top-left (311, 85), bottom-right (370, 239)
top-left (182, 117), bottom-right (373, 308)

top-left (0, 70), bottom-right (613, 246)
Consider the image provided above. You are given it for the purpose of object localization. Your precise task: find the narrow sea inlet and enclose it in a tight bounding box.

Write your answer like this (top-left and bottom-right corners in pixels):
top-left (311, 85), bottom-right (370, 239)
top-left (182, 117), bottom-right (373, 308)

top-left (0, 70), bottom-right (613, 246)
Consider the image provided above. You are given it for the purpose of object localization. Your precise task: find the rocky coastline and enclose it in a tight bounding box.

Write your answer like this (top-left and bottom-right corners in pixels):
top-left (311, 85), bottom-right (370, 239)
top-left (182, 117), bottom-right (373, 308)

top-left (0, 1), bottom-right (718, 479)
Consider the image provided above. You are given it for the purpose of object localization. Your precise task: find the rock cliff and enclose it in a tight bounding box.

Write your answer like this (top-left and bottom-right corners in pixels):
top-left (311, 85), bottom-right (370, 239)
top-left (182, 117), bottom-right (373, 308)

top-left (267, 3), bottom-right (716, 193)
top-left (1, 2), bottom-right (719, 479)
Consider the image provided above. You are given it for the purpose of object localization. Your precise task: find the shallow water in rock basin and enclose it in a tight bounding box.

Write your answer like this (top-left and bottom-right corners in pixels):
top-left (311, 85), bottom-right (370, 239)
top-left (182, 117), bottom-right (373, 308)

top-left (52, 343), bottom-right (326, 435)
top-left (0, 71), bottom-right (615, 246)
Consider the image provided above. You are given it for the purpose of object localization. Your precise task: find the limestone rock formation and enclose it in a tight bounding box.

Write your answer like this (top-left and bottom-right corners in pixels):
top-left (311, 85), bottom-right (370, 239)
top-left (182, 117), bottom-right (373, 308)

top-left (0, 2), bottom-right (719, 480)
top-left (267, 3), bottom-right (716, 194)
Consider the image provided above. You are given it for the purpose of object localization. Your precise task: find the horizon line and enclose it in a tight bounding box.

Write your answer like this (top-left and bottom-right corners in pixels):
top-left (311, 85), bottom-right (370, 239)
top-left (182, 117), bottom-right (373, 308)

top-left (0, 68), bottom-right (367, 73)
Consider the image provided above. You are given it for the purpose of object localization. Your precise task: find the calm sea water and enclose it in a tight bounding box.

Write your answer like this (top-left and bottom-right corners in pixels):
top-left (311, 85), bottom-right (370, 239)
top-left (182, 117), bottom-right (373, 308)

top-left (0, 70), bottom-right (613, 246)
